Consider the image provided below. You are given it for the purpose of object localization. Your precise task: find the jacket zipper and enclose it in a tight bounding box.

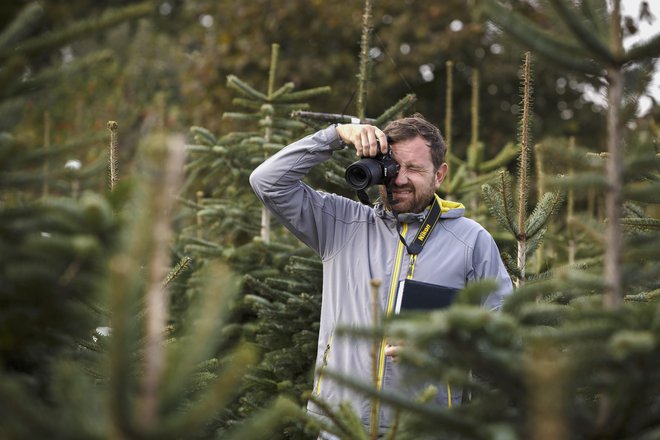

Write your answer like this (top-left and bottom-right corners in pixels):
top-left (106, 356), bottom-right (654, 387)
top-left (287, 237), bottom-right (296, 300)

top-left (371, 223), bottom-right (408, 427)
top-left (378, 221), bottom-right (455, 409)
top-left (315, 333), bottom-right (334, 395)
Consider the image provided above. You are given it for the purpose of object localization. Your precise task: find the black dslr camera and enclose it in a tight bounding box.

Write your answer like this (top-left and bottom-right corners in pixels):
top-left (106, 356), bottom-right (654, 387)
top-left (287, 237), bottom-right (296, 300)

top-left (344, 139), bottom-right (400, 190)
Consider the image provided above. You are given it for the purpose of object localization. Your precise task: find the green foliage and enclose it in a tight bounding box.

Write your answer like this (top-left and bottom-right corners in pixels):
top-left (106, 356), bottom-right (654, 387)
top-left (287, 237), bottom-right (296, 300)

top-left (0, 2), bottom-right (156, 63)
top-left (481, 53), bottom-right (564, 285)
top-left (0, 191), bottom-right (119, 390)
top-left (0, 1), bottom-right (658, 439)
top-left (175, 43), bottom-right (332, 440)
top-left (0, 127), bottom-right (304, 439)
top-left (442, 65), bottom-right (519, 211)
top-left (182, 44), bottom-right (329, 247)
top-left (176, 1), bottom-right (599, 158)
top-left (2, 0), bottom-right (609, 185)
top-left (476, 0), bottom-right (602, 74)
top-left (320, 232), bottom-right (660, 438)
top-left (234, 255), bottom-right (323, 440)
top-left (306, 2), bottom-right (658, 439)
top-left (482, 170), bottom-right (564, 262)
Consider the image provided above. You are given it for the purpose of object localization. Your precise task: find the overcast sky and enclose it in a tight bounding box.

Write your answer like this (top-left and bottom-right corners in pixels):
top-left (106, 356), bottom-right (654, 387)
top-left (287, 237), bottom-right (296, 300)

top-left (621, 0), bottom-right (659, 114)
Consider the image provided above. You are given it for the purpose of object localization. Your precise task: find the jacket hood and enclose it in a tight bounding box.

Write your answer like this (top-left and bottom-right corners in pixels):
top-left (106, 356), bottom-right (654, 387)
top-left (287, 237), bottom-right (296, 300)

top-left (375, 195), bottom-right (465, 224)
top-left (437, 198), bottom-right (465, 218)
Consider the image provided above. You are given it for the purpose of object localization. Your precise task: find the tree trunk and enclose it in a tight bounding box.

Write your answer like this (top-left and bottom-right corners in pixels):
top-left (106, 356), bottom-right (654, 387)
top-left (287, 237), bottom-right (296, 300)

top-left (603, 66), bottom-right (624, 309)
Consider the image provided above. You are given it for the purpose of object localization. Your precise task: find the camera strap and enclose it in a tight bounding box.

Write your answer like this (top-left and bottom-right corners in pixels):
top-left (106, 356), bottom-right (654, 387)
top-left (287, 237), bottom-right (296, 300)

top-left (397, 193), bottom-right (443, 257)
top-left (356, 181), bottom-right (398, 206)
top-left (356, 189), bottom-right (371, 205)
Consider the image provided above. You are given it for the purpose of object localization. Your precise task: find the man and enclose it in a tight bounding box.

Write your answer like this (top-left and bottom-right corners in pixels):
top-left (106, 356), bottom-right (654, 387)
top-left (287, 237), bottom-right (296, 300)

top-left (250, 114), bottom-right (512, 436)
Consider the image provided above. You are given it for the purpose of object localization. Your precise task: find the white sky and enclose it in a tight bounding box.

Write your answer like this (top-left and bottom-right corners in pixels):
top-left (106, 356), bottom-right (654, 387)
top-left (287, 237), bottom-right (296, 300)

top-left (621, 0), bottom-right (659, 46)
top-left (619, 0), bottom-right (659, 114)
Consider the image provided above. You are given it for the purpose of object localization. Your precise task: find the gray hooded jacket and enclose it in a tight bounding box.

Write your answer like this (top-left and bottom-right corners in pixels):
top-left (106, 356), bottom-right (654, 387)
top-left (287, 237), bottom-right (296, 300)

top-left (249, 125), bottom-right (513, 431)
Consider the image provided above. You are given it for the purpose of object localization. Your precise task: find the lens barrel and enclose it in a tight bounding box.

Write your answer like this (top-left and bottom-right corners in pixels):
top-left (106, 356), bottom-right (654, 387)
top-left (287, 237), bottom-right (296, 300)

top-left (345, 158), bottom-right (385, 190)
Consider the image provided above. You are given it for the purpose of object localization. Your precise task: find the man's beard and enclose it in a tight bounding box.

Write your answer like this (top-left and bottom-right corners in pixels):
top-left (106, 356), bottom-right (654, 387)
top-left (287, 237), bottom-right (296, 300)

top-left (379, 182), bottom-right (436, 214)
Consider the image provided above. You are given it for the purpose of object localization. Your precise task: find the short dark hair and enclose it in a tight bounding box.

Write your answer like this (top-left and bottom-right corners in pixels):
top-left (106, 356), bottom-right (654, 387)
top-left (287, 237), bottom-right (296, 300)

top-left (383, 113), bottom-right (446, 169)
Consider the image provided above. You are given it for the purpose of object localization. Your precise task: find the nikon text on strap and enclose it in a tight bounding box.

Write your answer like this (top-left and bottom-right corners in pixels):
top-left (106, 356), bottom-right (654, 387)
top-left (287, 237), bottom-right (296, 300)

top-left (397, 193), bottom-right (443, 256)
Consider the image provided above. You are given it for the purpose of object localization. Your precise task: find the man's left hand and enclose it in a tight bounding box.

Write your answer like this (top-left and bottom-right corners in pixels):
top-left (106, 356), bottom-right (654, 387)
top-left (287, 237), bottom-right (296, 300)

top-left (385, 344), bottom-right (400, 358)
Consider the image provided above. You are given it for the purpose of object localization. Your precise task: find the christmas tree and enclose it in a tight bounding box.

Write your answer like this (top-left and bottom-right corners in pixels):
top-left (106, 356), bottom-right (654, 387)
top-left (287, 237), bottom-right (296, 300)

top-left (179, 43), bottom-right (331, 439)
top-left (320, 1), bottom-right (659, 439)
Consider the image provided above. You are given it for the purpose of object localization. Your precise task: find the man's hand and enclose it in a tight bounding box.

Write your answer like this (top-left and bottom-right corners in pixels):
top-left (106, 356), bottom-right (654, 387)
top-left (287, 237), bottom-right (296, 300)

top-left (385, 343), bottom-right (400, 358)
top-left (335, 124), bottom-right (389, 157)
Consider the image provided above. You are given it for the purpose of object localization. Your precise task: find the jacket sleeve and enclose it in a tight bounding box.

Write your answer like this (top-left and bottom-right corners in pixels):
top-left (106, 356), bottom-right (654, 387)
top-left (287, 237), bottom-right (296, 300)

top-left (469, 229), bottom-right (514, 311)
top-left (249, 125), bottom-right (361, 259)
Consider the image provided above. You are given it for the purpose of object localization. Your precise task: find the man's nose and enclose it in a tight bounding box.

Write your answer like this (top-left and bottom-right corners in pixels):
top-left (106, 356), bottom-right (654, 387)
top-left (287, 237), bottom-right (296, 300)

top-left (393, 167), bottom-right (408, 186)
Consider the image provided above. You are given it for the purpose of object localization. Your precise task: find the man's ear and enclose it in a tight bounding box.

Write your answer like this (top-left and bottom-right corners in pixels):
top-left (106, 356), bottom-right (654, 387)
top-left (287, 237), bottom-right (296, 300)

top-left (434, 162), bottom-right (449, 187)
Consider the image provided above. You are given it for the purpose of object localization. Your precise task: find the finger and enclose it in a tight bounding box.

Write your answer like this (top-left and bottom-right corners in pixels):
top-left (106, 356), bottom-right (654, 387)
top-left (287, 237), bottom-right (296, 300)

top-left (367, 128), bottom-right (383, 157)
top-left (377, 131), bottom-right (389, 154)
top-left (337, 124), bottom-right (363, 156)
top-left (385, 344), bottom-right (398, 357)
top-left (353, 136), bottom-right (363, 156)
top-left (358, 130), bottom-right (370, 157)
top-left (366, 131), bottom-right (378, 157)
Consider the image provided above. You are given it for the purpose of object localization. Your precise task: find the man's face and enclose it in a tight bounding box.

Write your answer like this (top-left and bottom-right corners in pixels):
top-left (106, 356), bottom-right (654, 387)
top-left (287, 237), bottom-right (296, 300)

top-left (379, 136), bottom-right (448, 214)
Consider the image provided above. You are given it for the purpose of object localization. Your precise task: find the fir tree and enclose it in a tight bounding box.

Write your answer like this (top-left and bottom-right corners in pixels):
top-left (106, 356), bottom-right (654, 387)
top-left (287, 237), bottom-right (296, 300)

top-left (178, 43), bottom-right (332, 439)
top-left (318, 2), bottom-right (660, 439)
top-left (0, 1), bottom-right (160, 197)
top-left (481, 52), bottom-right (564, 286)
top-left (183, 43), bottom-right (330, 248)
top-left (0, 1), bottom-right (155, 128)
top-left (442, 63), bottom-right (520, 225)
top-left (180, 3), bottom-right (417, 438)
top-left (0, 127), bottom-right (304, 439)
top-left (478, 0), bottom-right (660, 306)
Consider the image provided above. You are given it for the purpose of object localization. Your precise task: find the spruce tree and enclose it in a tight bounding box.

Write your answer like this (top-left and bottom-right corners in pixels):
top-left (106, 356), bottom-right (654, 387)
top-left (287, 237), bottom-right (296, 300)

top-left (179, 43), bottom-right (332, 439)
top-left (478, 0), bottom-right (659, 306)
top-left (183, 43), bottom-right (330, 249)
top-left (180, 2), bottom-right (418, 438)
top-left (0, 146), bottom-right (120, 395)
top-left (442, 64), bottom-right (520, 211)
top-left (0, 1), bottom-right (160, 196)
top-left (0, 1), bottom-right (155, 107)
top-left (316, 2), bottom-right (660, 439)
top-left (0, 127), bottom-right (304, 439)
top-left (481, 52), bottom-right (564, 286)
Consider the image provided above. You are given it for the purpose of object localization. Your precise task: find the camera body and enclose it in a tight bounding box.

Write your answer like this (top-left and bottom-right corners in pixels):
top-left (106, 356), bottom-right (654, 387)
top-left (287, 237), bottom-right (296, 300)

top-left (345, 148), bottom-right (400, 190)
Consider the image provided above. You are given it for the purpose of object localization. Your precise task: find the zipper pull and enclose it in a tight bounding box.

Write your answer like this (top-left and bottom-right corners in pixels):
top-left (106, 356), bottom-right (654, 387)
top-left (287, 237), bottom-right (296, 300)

top-left (406, 254), bottom-right (417, 279)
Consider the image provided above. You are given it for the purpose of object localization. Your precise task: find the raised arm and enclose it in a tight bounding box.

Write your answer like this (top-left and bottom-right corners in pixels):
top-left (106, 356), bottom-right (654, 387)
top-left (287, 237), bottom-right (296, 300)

top-left (250, 125), bottom-right (369, 258)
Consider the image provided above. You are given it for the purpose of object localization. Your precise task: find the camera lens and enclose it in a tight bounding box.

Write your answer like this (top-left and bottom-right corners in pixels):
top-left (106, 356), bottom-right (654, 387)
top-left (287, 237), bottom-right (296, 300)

top-left (346, 167), bottom-right (368, 189)
top-left (345, 159), bottom-right (384, 190)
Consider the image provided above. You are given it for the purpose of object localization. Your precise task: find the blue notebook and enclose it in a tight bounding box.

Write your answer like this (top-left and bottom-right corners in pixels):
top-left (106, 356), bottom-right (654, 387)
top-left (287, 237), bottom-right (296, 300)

top-left (394, 279), bottom-right (458, 314)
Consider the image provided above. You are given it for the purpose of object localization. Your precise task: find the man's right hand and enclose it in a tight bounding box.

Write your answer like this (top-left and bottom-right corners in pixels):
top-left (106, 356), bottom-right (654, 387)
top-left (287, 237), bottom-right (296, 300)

top-left (335, 124), bottom-right (389, 158)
